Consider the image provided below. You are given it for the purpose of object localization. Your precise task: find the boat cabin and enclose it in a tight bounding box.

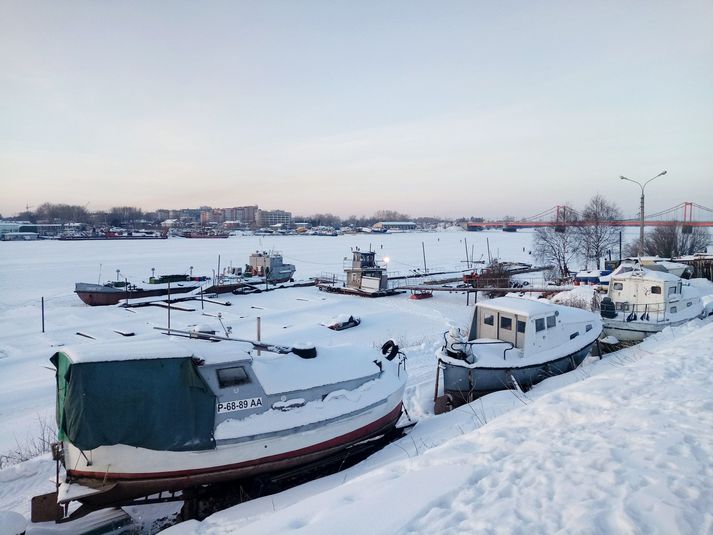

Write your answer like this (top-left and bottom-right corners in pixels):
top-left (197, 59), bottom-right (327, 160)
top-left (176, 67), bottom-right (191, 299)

top-left (467, 297), bottom-right (596, 357)
top-left (605, 269), bottom-right (684, 316)
top-left (344, 248), bottom-right (388, 293)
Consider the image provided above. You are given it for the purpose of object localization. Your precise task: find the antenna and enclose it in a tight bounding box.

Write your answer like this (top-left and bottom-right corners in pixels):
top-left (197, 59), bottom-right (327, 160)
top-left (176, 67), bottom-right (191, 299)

top-left (217, 313), bottom-right (232, 338)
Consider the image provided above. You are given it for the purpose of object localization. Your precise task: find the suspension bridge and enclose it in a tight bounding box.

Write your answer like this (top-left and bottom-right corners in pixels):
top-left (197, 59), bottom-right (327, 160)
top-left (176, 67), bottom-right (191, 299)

top-left (466, 202), bottom-right (713, 230)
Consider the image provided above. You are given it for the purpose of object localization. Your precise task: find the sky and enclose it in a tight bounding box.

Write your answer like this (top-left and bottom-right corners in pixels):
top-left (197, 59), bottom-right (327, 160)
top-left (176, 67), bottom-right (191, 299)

top-left (1, 0), bottom-right (712, 219)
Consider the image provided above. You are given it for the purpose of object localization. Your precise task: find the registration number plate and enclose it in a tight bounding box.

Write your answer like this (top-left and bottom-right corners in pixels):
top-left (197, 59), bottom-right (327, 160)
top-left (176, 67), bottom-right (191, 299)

top-left (217, 397), bottom-right (263, 414)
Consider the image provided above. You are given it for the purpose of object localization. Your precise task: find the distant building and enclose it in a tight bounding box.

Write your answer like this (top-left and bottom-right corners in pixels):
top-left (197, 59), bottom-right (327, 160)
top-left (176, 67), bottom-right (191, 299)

top-left (0, 221), bottom-right (37, 239)
top-left (236, 205), bottom-right (258, 226)
top-left (256, 209), bottom-right (292, 228)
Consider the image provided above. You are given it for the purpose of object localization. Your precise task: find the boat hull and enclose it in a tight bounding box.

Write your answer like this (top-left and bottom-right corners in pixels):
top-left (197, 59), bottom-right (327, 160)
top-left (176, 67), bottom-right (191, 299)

top-left (75, 283), bottom-right (199, 306)
top-left (62, 398), bottom-right (404, 508)
top-left (601, 316), bottom-right (698, 342)
top-left (442, 342), bottom-right (595, 403)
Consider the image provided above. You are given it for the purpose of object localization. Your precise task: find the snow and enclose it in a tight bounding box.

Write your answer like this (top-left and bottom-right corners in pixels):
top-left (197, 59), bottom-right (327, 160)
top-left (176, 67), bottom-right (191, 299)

top-left (2, 228), bottom-right (713, 534)
top-left (252, 345), bottom-right (383, 395)
top-left (479, 295), bottom-right (575, 318)
top-left (55, 336), bottom-right (252, 364)
top-left (165, 317), bottom-right (713, 535)
top-left (613, 268), bottom-right (680, 282)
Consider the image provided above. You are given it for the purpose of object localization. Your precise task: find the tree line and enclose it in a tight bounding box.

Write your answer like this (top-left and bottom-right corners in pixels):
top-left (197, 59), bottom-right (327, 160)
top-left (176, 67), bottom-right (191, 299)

top-left (11, 203), bottom-right (151, 227)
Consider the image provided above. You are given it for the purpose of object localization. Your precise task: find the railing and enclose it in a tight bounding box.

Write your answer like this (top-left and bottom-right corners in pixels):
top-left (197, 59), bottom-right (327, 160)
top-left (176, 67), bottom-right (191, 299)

top-left (443, 331), bottom-right (516, 362)
top-left (612, 301), bottom-right (671, 323)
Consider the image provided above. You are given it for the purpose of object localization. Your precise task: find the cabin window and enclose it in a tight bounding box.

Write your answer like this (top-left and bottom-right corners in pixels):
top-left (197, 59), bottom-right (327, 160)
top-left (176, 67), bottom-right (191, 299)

top-left (500, 317), bottom-right (512, 330)
top-left (535, 318), bottom-right (545, 332)
top-left (668, 286), bottom-right (677, 296)
top-left (651, 286), bottom-right (661, 294)
top-left (613, 282), bottom-right (623, 291)
top-left (217, 366), bottom-right (250, 388)
top-left (546, 315), bottom-right (556, 328)
top-left (570, 332), bottom-right (579, 340)
top-left (670, 306), bottom-right (677, 313)
top-left (483, 314), bottom-right (494, 326)
top-left (517, 320), bottom-right (526, 334)
top-left (687, 301), bottom-right (692, 307)
top-left (586, 324), bottom-right (592, 332)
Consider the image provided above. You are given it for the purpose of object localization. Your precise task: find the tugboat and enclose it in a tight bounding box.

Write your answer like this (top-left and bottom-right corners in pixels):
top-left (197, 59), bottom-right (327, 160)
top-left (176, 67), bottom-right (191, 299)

top-left (243, 251), bottom-right (296, 283)
top-left (436, 296), bottom-right (601, 409)
top-left (35, 332), bottom-right (407, 522)
top-left (317, 248), bottom-right (399, 297)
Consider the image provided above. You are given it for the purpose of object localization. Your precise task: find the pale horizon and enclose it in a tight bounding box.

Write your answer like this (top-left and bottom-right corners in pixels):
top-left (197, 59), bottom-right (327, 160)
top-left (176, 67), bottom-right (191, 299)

top-left (2, 1), bottom-right (712, 219)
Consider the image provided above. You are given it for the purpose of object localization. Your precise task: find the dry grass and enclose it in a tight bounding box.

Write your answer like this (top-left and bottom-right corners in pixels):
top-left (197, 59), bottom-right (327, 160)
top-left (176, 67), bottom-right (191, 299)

top-left (0, 415), bottom-right (56, 470)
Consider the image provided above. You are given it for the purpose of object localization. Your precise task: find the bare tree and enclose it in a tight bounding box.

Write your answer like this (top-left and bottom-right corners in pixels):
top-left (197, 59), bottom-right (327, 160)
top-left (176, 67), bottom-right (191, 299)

top-left (578, 194), bottom-right (622, 267)
top-left (643, 225), bottom-right (710, 257)
top-left (533, 205), bottom-right (581, 279)
top-left (373, 210), bottom-right (410, 222)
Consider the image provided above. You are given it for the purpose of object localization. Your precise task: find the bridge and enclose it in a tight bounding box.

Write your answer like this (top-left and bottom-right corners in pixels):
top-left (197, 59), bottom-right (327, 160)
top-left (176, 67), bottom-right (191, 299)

top-left (466, 202), bottom-right (713, 230)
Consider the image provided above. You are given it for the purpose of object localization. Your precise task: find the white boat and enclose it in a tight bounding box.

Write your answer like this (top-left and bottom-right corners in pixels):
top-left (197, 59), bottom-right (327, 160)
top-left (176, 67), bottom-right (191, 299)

top-left (437, 296), bottom-right (602, 406)
top-left (42, 333), bottom-right (407, 518)
top-left (600, 266), bottom-right (706, 342)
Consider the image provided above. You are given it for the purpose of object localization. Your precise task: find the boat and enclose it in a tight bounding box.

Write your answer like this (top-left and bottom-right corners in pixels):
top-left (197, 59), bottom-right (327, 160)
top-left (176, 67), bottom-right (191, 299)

top-left (59, 229), bottom-right (167, 240)
top-left (39, 332), bottom-right (407, 519)
top-left (325, 314), bottom-right (361, 330)
top-left (436, 296), bottom-right (602, 407)
top-left (574, 269), bottom-right (612, 286)
top-left (599, 265), bottom-right (706, 342)
top-left (317, 248), bottom-right (400, 297)
top-left (243, 251), bottom-right (296, 283)
top-left (180, 230), bottom-right (230, 238)
top-left (75, 273), bottom-right (209, 306)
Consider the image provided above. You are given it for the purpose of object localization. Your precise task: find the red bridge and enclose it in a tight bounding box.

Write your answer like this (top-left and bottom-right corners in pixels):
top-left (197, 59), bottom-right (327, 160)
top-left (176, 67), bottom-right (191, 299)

top-left (467, 202), bottom-right (713, 229)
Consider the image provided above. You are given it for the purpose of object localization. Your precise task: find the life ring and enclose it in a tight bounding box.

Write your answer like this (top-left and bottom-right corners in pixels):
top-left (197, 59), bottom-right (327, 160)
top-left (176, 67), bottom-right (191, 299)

top-left (381, 339), bottom-right (399, 361)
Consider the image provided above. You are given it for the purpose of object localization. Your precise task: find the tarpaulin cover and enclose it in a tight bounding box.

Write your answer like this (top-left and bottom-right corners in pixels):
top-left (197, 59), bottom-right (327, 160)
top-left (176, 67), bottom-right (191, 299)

top-left (51, 352), bottom-right (216, 451)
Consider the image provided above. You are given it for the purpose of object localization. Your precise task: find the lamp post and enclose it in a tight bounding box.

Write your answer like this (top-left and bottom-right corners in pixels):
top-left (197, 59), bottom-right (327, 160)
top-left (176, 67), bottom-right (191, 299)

top-left (619, 170), bottom-right (667, 255)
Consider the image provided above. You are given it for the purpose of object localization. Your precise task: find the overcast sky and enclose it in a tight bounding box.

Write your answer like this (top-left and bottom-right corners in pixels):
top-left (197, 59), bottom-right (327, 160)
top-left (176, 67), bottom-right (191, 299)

top-left (1, 1), bottom-right (712, 219)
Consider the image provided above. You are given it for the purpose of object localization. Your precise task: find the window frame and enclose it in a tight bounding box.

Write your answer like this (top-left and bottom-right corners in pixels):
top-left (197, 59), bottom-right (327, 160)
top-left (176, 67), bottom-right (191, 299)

top-left (217, 366), bottom-right (251, 388)
top-left (500, 316), bottom-right (513, 331)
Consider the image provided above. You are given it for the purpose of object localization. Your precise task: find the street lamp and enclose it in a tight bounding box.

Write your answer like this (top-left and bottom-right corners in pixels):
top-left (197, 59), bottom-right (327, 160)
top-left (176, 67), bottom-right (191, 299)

top-left (619, 170), bottom-right (667, 255)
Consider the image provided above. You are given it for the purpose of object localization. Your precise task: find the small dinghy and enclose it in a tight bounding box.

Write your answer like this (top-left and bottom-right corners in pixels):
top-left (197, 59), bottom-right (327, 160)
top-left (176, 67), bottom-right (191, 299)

top-left (325, 314), bottom-right (361, 331)
top-left (436, 296), bottom-right (602, 409)
top-left (39, 332), bottom-right (407, 520)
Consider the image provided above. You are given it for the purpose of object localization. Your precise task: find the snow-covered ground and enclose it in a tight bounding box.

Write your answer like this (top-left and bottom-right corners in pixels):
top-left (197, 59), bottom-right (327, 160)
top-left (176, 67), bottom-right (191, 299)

top-left (2, 229), bottom-right (712, 534)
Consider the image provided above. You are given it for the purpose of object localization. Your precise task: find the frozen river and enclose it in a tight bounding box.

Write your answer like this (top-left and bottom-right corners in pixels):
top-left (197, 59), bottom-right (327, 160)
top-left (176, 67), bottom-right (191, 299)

top-left (0, 228), bottom-right (543, 311)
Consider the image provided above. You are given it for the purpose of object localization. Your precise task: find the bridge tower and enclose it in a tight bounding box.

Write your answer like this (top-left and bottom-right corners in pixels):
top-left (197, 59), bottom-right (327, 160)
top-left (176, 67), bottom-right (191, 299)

top-left (554, 204), bottom-right (571, 233)
top-left (682, 201), bottom-right (694, 234)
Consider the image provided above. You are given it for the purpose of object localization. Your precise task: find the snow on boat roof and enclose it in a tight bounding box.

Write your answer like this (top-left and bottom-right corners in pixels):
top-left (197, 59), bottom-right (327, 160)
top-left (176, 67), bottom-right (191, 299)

top-left (57, 336), bottom-right (254, 364)
top-left (252, 344), bottom-right (381, 395)
top-left (476, 296), bottom-right (557, 318)
top-left (613, 268), bottom-right (680, 282)
top-left (476, 296), bottom-right (597, 321)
